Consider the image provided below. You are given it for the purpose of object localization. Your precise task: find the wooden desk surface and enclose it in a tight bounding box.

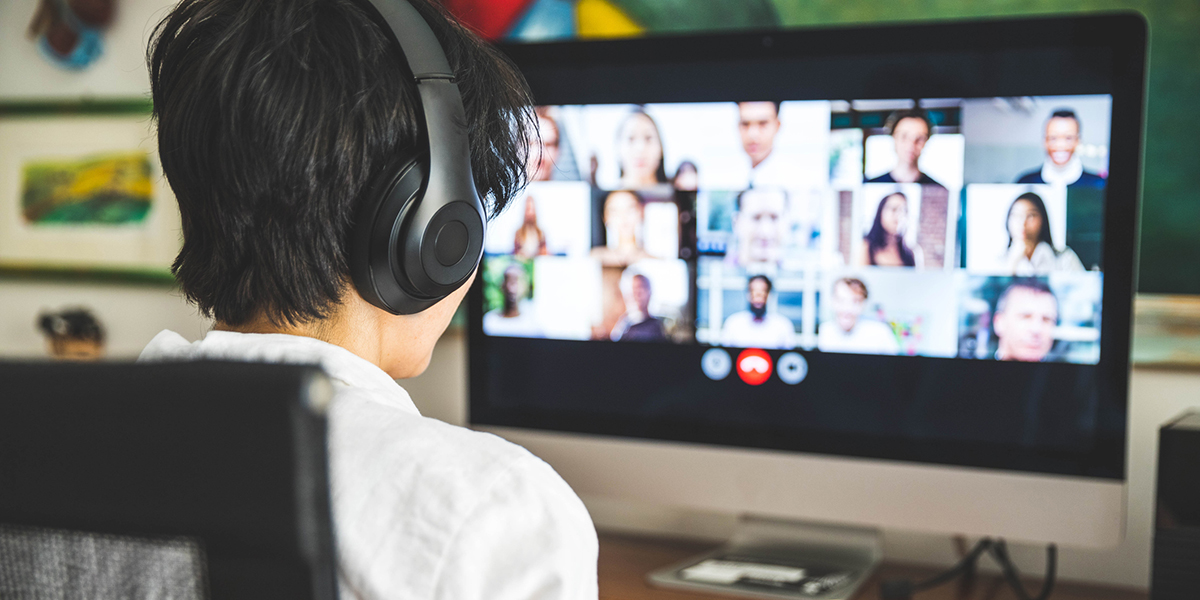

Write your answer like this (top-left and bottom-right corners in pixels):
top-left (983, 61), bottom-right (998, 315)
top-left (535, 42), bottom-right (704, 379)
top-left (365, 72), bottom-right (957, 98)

top-left (598, 533), bottom-right (1148, 600)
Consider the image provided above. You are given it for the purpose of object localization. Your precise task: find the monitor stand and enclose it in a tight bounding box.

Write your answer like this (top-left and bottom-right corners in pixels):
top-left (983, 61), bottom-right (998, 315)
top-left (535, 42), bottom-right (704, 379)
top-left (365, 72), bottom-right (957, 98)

top-left (647, 516), bottom-right (881, 600)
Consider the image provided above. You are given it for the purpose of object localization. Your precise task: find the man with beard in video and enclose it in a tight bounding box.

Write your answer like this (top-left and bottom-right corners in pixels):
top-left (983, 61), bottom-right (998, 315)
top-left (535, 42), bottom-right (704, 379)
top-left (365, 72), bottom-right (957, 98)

top-left (721, 275), bottom-right (796, 349)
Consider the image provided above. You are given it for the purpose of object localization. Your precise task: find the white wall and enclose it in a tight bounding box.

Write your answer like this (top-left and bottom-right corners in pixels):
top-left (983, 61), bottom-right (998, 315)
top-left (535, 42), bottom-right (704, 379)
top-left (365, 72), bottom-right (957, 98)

top-left (0, 0), bottom-right (176, 100)
top-left (406, 329), bottom-right (1199, 590)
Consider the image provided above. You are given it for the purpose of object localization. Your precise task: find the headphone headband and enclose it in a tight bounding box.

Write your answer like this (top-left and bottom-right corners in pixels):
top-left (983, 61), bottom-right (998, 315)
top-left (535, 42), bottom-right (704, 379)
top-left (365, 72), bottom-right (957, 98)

top-left (349, 0), bottom-right (486, 315)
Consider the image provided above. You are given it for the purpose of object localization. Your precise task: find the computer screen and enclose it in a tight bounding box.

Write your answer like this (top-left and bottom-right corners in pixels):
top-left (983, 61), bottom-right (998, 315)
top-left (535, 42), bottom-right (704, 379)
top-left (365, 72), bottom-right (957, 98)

top-left (470, 15), bottom-right (1144, 483)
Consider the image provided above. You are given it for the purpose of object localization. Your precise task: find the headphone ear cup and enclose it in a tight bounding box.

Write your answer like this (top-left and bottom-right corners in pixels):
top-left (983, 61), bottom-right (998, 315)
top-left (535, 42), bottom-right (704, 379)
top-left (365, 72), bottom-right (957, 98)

top-left (349, 153), bottom-right (440, 315)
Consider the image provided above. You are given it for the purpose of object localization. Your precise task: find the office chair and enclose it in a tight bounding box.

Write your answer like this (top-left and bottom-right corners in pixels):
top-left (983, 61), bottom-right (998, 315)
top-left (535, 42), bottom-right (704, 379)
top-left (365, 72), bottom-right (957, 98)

top-left (0, 361), bottom-right (338, 600)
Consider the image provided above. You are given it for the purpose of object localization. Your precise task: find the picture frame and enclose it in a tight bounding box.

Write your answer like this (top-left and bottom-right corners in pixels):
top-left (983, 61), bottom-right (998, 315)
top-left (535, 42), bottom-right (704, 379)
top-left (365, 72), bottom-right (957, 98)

top-left (0, 101), bottom-right (178, 284)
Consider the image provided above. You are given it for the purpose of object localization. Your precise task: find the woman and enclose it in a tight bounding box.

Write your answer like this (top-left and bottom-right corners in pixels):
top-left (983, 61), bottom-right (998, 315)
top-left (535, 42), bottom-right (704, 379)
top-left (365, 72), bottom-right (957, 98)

top-left (615, 109), bottom-right (668, 189)
top-left (512, 195), bottom-right (547, 258)
top-left (1003, 191), bottom-right (1084, 274)
top-left (591, 190), bottom-right (652, 266)
top-left (859, 191), bottom-right (922, 267)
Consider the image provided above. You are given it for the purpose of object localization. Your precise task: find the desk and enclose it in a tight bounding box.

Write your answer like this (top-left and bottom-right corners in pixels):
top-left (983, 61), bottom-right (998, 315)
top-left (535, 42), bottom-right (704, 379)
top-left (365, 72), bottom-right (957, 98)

top-left (598, 534), bottom-right (1148, 600)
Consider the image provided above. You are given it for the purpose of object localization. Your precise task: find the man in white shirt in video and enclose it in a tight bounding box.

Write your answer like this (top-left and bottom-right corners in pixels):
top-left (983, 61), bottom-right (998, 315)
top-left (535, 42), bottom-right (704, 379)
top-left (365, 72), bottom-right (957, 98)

top-left (818, 277), bottom-right (899, 355)
top-left (738, 101), bottom-right (799, 189)
top-left (993, 279), bottom-right (1059, 362)
top-left (483, 263), bottom-right (545, 338)
top-left (721, 275), bottom-right (796, 349)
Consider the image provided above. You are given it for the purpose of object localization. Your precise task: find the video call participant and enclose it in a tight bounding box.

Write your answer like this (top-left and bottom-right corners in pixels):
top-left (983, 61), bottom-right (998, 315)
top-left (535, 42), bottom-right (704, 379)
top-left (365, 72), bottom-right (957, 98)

top-left (673, 160), bottom-right (698, 192)
top-left (993, 279), bottom-right (1059, 362)
top-left (1016, 109), bottom-right (1105, 189)
top-left (512, 195), bottom-right (548, 259)
top-left (611, 272), bottom-right (668, 342)
top-left (1002, 192), bottom-right (1084, 275)
top-left (483, 263), bottom-right (545, 338)
top-left (728, 188), bottom-right (789, 272)
top-left (615, 109), bottom-right (668, 190)
top-left (137, 1), bottom-right (597, 598)
top-left (859, 191), bottom-right (923, 268)
top-left (737, 101), bottom-right (797, 189)
top-left (817, 277), bottom-right (898, 355)
top-left (720, 275), bottom-right (796, 349)
top-left (592, 190), bottom-right (653, 266)
top-left (867, 109), bottom-right (943, 187)
top-left (526, 109), bottom-right (560, 182)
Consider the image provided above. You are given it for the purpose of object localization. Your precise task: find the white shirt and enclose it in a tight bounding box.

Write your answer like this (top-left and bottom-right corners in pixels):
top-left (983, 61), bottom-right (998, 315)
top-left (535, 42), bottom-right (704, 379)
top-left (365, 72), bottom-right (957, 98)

top-left (721, 311), bottom-right (796, 349)
top-left (1040, 156), bottom-right (1085, 187)
top-left (1002, 241), bottom-right (1085, 276)
top-left (748, 151), bottom-right (801, 190)
top-left (818, 320), bottom-right (898, 355)
top-left (139, 330), bottom-right (598, 600)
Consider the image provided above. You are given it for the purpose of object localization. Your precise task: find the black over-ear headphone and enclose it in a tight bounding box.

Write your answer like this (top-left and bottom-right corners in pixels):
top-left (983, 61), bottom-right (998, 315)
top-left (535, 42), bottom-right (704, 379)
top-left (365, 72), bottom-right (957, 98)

top-left (349, 0), bottom-right (485, 315)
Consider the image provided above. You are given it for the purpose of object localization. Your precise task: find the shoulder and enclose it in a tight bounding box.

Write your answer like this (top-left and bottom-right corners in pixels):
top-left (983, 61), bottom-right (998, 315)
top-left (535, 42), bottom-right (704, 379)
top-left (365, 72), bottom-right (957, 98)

top-left (329, 391), bottom-right (596, 599)
top-left (1016, 169), bottom-right (1042, 184)
top-left (723, 311), bottom-right (750, 326)
top-left (1076, 171), bottom-right (1106, 187)
top-left (866, 172), bottom-right (893, 183)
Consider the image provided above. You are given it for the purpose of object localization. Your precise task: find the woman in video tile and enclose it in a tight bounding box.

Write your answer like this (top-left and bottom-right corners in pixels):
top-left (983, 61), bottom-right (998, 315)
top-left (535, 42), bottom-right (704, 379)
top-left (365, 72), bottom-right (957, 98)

top-left (1003, 192), bottom-right (1084, 275)
top-left (859, 191), bottom-right (923, 267)
top-left (615, 109), bottom-right (668, 190)
top-left (591, 190), bottom-right (653, 266)
top-left (512, 195), bottom-right (548, 259)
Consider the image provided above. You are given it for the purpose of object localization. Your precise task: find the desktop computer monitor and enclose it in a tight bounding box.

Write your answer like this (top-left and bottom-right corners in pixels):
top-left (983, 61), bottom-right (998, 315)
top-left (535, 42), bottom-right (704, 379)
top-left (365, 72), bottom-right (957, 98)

top-left (468, 14), bottom-right (1146, 549)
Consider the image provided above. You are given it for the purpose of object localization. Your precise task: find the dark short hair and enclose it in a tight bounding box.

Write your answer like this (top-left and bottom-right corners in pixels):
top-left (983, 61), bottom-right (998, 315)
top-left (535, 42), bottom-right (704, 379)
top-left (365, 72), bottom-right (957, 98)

top-left (38, 308), bottom-right (105, 344)
top-left (149, 0), bottom-right (535, 326)
top-left (834, 277), bottom-right (868, 300)
top-left (1048, 108), bottom-right (1081, 134)
top-left (884, 109), bottom-right (932, 136)
top-left (748, 274), bottom-right (773, 293)
top-left (995, 278), bottom-right (1058, 317)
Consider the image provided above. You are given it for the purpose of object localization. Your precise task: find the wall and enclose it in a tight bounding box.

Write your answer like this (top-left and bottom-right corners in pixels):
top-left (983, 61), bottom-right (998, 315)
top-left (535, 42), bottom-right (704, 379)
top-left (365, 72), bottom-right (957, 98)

top-left (407, 329), bottom-right (1199, 590)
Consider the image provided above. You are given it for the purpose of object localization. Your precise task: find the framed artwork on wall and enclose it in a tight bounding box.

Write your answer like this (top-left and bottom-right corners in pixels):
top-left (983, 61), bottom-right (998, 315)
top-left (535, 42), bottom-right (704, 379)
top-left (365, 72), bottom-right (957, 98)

top-left (0, 102), bottom-right (178, 283)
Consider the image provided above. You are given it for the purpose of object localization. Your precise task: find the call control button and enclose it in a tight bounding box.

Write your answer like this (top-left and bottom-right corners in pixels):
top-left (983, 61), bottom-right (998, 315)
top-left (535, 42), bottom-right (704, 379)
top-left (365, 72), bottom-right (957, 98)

top-left (777, 352), bottom-right (808, 385)
top-left (735, 349), bottom-right (772, 386)
top-left (701, 348), bottom-right (732, 381)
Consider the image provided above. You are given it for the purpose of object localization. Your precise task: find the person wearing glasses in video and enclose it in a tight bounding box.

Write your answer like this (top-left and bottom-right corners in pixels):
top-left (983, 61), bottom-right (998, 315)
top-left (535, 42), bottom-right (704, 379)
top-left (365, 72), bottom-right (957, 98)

top-left (738, 101), bottom-right (800, 189)
top-left (992, 279), bottom-right (1060, 362)
top-left (817, 277), bottom-right (898, 355)
top-left (866, 109), bottom-right (943, 188)
top-left (1016, 109), bottom-right (1105, 189)
top-left (720, 275), bottom-right (796, 349)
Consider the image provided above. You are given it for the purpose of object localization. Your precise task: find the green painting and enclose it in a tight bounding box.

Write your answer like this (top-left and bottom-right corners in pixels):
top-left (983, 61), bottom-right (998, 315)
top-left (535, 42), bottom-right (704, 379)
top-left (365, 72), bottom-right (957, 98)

top-left (21, 151), bottom-right (154, 225)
